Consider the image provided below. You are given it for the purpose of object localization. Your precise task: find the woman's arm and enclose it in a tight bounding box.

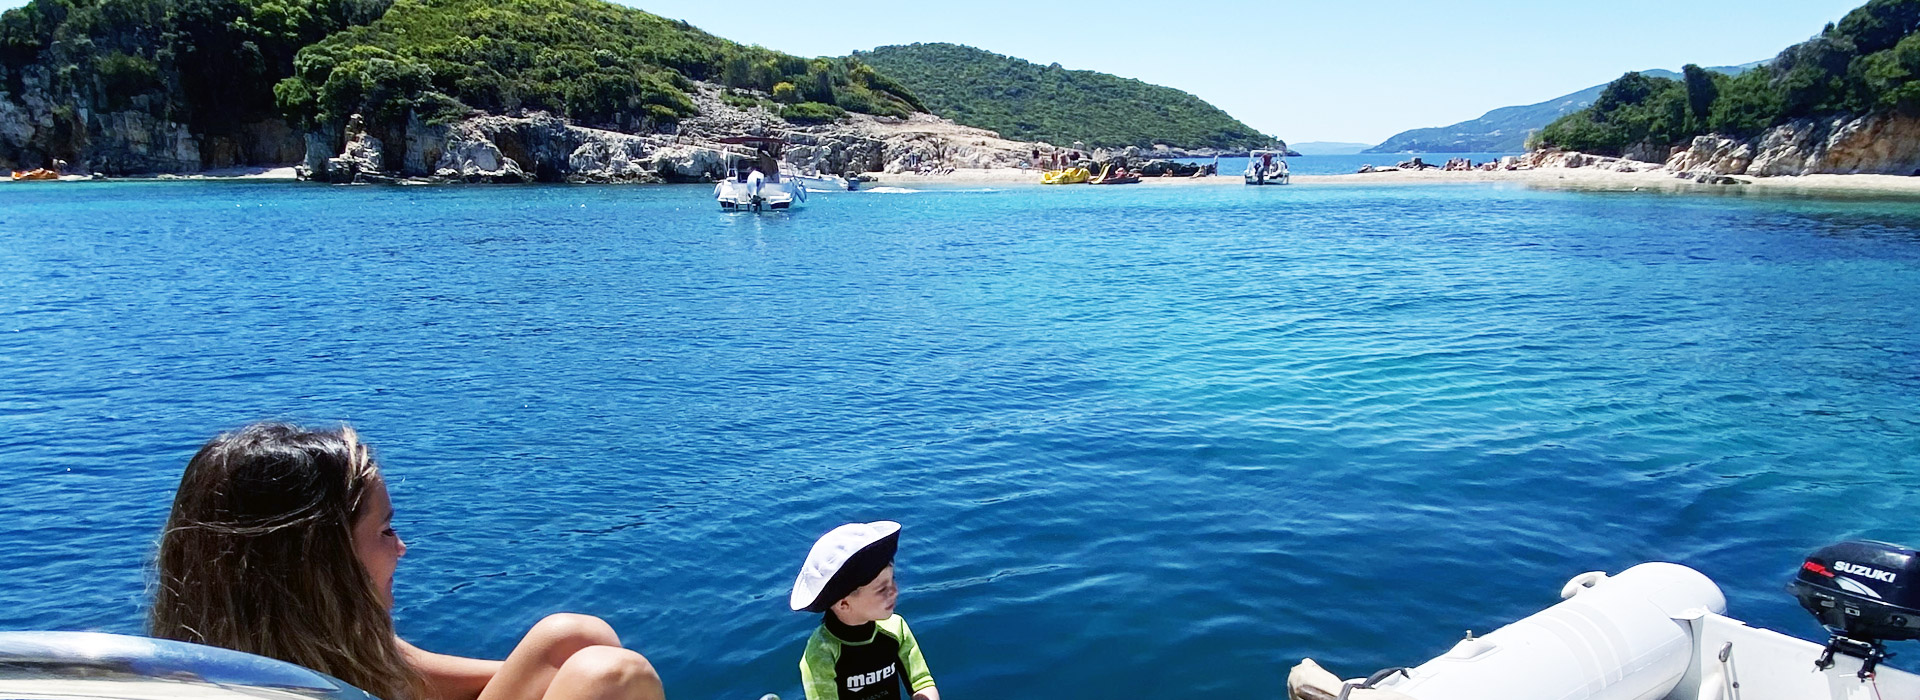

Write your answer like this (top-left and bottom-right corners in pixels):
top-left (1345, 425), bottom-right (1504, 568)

top-left (398, 637), bottom-right (503, 700)
top-left (912, 687), bottom-right (939, 700)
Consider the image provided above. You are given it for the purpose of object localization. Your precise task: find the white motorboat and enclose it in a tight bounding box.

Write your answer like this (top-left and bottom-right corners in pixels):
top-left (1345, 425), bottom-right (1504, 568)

top-left (1246, 149), bottom-right (1290, 185)
top-left (0, 630), bottom-right (380, 700)
top-left (1288, 540), bottom-right (1920, 700)
top-left (788, 172), bottom-right (854, 192)
top-left (714, 136), bottom-right (807, 212)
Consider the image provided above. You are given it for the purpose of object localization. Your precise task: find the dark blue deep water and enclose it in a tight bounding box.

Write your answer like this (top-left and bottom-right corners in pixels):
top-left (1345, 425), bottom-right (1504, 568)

top-left (4, 180), bottom-right (1920, 697)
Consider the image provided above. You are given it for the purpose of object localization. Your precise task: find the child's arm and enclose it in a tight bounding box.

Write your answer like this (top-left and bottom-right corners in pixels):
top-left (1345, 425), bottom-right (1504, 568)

top-left (893, 618), bottom-right (937, 700)
top-left (799, 634), bottom-right (842, 700)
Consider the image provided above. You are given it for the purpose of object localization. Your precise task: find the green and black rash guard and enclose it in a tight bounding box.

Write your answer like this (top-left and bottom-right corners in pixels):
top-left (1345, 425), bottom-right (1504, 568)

top-left (799, 614), bottom-right (935, 700)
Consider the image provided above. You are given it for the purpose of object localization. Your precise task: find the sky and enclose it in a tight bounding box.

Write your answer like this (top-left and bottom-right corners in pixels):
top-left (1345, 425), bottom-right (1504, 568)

top-left (624, 0), bottom-right (1865, 145)
top-left (0, 0), bottom-right (1869, 145)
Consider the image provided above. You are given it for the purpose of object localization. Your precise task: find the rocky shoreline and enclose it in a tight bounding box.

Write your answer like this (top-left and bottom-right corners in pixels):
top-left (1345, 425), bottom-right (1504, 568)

top-left (1515, 113), bottom-right (1920, 184)
top-left (4, 70), bottom-right (1284, 185)
top-left (298, 82), bottom-right (1283, 186)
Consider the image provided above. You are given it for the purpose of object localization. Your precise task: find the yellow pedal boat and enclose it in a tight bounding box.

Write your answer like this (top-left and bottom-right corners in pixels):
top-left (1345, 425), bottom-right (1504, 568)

top-left (1041, 167), bottom-right (1089, 185)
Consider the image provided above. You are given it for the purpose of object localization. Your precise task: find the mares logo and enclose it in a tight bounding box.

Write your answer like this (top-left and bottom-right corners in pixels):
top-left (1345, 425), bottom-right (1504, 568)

top-left (845, 665), bottom-right (896, 692)
top-left (1836, 560), bottom-right (1898, 583)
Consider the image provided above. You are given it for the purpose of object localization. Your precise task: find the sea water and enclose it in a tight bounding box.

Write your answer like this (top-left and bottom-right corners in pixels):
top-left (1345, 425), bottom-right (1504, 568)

top-left (3, 180), bottom-right (1919, 697)
top-left (1192, 152), bottom-right (1519, 176)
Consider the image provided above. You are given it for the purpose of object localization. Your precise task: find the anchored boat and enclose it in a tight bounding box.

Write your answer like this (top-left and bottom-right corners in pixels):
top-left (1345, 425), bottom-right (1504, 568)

top-left (1245, 149), bottom-right (1290, 186)
top-left (714, 136), bottom-right (806, 212)
top-left (1289, 541), bottom-right (1920, 700)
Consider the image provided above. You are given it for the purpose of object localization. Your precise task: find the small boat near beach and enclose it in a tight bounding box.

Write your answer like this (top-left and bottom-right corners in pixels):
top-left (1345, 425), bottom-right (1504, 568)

top-left (1042, 167), bottom-right (1090, 185)
top-left (788, 172), bottom-right (855, 192)
top-left (10, 168), bottom-right (57, 181)
top-left (1287, 540), bottom-right (1920, 700)
top-left (1245, 149), bottom-right (1290, 185)
top-left (714, 136), bottom-right (806, 212)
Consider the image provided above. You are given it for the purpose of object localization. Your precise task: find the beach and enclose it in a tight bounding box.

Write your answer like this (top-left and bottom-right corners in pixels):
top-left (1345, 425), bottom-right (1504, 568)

top-left (16, 162), bottom-right (1920, 199)
top-left (863, 165), bottom-right (1920, 198)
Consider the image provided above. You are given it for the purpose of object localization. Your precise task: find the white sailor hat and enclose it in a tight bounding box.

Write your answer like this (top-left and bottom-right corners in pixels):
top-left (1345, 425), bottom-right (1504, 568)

top-left (791, 521), bottom-right (901, 612)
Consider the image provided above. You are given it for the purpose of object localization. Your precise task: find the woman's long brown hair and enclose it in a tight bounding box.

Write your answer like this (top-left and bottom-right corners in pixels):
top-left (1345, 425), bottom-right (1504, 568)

top-left (151, 423), bottom-right (423, 700)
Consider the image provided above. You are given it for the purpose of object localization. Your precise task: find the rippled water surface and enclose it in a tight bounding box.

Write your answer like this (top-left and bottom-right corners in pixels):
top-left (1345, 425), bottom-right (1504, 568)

top-left (4, 180), bottom-right (1920, 696)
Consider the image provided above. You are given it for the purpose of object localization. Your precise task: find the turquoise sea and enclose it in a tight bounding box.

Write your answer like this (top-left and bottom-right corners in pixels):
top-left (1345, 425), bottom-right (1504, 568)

top-left (1196, 152), bottom-right (1519, 176)
top-left (4, 178), bottom-right (1920, 697)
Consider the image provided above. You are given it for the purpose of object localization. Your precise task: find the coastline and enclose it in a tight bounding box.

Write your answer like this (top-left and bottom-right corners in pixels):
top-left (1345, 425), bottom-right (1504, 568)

top-left (16, 164), bottom-right (1920, 199)
top-left (866, 166), bottom-right (1920, 198)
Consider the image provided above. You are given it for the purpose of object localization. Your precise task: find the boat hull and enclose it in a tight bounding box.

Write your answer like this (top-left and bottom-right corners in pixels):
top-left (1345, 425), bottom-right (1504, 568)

top-left (715, 178), bottom-right (806, 211)
top-left (1288, 563), bottom-right (1920, 700)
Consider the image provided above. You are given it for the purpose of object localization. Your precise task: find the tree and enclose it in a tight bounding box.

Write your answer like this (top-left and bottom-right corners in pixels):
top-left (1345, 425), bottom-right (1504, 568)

top-left (1682, 63), bottom-right (1718, 129)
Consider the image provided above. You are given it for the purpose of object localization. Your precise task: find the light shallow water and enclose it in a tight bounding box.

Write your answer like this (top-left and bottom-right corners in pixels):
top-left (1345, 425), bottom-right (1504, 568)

top-left (1190, 152), bottom-right (1519, 176)
top-left (3, 180), bottom-right (1920, 697)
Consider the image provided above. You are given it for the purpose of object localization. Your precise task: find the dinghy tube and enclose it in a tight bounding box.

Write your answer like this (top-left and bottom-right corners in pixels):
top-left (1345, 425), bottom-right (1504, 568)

top-left (1363, 563), bottom-right (1726, 700)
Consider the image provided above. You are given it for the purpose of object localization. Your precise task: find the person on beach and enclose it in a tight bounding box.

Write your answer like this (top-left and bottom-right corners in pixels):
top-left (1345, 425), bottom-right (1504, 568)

top-left (151, 422), bottom-right (665, 700)
top-left (791, 521), bottom-right (937, 700)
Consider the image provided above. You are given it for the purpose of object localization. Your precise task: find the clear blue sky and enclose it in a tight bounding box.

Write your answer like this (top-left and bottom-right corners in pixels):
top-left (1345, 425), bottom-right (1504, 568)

top-left (627, 0), bottom-right (1863, 145)
top-left (0, 0), bottom-right (1867, 145)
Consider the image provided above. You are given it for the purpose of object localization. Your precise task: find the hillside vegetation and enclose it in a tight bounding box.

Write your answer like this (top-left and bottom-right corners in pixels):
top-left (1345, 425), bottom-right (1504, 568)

top-left (0, 0), bottom-right (391, 138)
top-left (1537, 0), bottom-right (1920, 155)
top-left (854, 43), bottom-right (1267, 150)
top-left (275, 0), bottom-right (925, 133)
top-left (0, 0), bottom-right (925, 168)
top-left (1366, 65), bottom-right (1759, 154)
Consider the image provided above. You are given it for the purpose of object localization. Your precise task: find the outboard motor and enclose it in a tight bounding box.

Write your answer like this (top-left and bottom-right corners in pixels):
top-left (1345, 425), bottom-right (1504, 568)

top-left (1789, 540), bottom-right (1920, 678)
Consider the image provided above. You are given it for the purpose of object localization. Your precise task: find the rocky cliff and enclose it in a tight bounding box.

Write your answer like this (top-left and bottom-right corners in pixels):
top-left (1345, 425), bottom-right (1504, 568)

top-left (303, 82), bottom-right (1045, 184)
top-left (1656, 113), bottom-right (1920, 178)
top-left (0, 62), bottom-right (305, 174)
top-left (1522, 112), bottom-right (1920, 180)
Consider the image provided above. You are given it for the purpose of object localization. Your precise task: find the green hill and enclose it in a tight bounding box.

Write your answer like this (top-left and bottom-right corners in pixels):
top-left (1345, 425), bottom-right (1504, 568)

top-left (1365, 64), bottom-right (1762, 154)
top-left (276, 0), bottom-right (925, 133)
top-left (0, 0), bottom-right (923, 170)
top-left (0, 0), bottom-right (393, 160)
top-left (853, 42), bottom-right (1268, 150)
top-left (1536, 0), bottom-right (1920, 156)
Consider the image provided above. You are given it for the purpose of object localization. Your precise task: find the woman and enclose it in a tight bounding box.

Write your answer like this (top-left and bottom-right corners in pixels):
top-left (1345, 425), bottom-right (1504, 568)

top-left (151, 422), bottom-right (665, 700)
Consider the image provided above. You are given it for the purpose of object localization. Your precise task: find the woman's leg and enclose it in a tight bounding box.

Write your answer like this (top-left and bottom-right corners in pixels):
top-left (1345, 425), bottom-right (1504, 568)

top-left (541, 646), bottom-right (663, 700)
top-left (476, 614), bottom-right (663, 700)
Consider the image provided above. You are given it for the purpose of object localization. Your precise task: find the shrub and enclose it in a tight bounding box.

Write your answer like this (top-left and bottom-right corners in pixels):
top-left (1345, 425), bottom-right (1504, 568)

top-left (779, 101), bottom-right (845, 124)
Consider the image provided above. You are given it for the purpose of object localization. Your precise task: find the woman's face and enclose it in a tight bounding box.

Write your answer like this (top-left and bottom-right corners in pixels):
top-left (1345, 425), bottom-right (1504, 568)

top-left (351, 474), bottom-right (406, 608)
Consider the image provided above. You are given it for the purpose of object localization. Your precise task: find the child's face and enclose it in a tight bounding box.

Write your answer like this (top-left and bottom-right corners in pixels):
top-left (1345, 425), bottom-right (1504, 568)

top-left (834, 564), bottom-right (898, 624)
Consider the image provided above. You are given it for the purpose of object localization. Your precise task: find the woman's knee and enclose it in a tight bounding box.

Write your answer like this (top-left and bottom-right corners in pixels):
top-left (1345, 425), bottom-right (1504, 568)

top-left (557, 645), bottom-right (660, 690)
top-left (527, 613), bottom-right (621, 665)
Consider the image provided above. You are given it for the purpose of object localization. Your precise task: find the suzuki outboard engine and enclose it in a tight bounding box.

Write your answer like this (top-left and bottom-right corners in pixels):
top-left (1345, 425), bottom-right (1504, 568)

top-left (1789, 540), bottom-right (1920, 678)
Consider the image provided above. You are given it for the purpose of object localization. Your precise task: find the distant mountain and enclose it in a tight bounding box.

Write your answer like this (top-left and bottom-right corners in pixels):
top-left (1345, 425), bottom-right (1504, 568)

top-left (853, 43), bottom-right (1269, 150)
top-left (1364, 62), bottom-right (1764, 154)
top-left (1291, 141), bottom-right (1373, 155)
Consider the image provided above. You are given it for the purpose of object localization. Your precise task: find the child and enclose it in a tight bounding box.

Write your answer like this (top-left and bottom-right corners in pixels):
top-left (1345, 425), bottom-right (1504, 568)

top-left (791, 521), bottom-right (939, 700)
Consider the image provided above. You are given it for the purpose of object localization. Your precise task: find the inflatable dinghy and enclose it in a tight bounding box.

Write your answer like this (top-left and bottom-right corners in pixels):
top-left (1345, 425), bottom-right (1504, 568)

top-left (1291, 541), bottom-right (1920, 700)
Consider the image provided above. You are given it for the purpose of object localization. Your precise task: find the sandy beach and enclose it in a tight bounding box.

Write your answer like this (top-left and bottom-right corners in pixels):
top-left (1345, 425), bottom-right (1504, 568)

top-left (15, 164), bottom-right (1920, 199)
top-left (866, 166), bottom-right (1920, 198)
